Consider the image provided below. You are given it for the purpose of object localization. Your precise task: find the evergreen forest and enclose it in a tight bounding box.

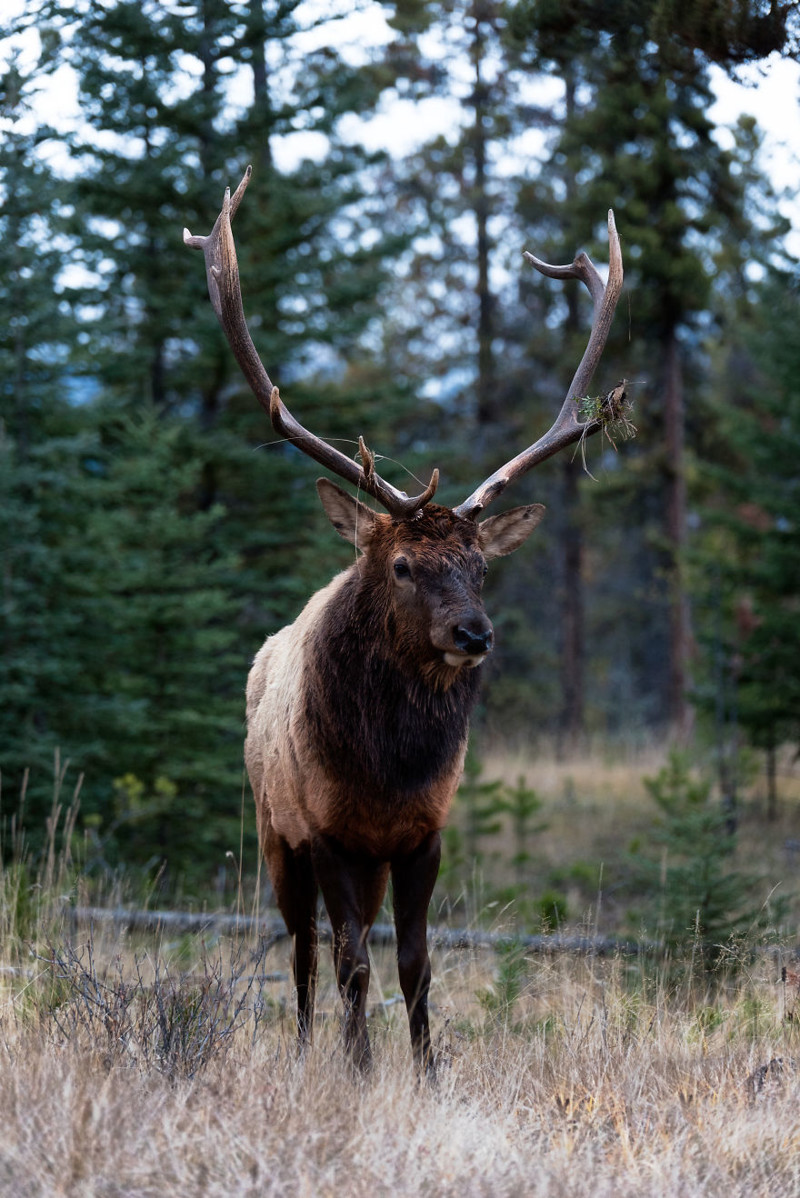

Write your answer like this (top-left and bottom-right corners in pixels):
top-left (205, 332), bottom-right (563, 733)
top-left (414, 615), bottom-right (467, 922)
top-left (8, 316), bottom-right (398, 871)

top-left (3, 0), bottom-right (800, 892)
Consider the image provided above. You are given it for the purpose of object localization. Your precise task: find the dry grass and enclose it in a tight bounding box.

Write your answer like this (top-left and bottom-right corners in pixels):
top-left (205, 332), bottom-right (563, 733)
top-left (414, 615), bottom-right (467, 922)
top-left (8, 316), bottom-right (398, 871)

top-left (482, 743), bottom-right (662, 879)
top-left (2, 745), bottom-right (800, 1196)
top-left (472, 742), bottom-right (800, 935)
top-left (2, 926), bottom-right (800, 1197)
top-left (483, 740), bottom-right (800, 812)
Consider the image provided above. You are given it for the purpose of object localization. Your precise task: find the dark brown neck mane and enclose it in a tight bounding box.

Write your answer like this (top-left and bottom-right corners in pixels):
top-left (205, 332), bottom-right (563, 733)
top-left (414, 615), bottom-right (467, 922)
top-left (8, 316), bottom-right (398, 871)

top-left (303, 568), bottom-right (481, 798)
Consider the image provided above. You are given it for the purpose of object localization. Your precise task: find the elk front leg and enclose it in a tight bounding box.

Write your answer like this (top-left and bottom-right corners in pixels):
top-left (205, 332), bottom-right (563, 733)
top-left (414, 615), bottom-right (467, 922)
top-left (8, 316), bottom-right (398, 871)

top-left (391, 831), bottom-right (441, 1075)
top-left (312, 835), bottom-right (389, 1071)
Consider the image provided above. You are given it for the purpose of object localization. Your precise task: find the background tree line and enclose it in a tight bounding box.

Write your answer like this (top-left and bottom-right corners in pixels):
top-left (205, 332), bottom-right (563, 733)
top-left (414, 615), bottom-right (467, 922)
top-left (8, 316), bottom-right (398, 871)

top-left (2, 0), bottom-right (799, 889)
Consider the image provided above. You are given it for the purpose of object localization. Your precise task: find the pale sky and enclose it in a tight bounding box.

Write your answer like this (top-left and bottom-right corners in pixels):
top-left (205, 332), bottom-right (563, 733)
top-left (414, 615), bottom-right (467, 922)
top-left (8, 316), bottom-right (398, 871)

top-left (709, 54), bottom-right (800, 191)
top-left (4, 4), bottom-right (800, 250)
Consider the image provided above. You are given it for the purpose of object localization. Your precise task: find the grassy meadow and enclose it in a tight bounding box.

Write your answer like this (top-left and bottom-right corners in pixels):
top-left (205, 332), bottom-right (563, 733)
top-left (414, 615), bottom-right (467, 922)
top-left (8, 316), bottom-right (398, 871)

top-left (2, 744), bottom-right (800, 1196)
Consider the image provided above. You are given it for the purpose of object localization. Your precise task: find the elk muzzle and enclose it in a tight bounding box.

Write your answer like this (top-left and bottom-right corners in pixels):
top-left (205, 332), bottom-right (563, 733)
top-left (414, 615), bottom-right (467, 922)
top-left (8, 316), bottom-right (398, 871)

top-left (442, 614), bottom-right (494, 667)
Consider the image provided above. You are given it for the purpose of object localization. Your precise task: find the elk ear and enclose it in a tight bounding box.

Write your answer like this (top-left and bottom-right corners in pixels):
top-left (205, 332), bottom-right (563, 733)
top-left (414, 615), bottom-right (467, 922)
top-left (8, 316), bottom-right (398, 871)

top-left (478, 503), bottom-right (545, 561)
top-left (316, 478), bottom-right (380, 551)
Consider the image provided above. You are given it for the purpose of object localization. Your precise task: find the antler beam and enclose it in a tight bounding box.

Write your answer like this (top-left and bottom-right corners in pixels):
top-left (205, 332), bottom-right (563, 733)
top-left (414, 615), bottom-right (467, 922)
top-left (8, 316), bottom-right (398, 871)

top-left (454, 211), bottom-right (624, 519)
top-left (184, 167), bottom-right (439, 518)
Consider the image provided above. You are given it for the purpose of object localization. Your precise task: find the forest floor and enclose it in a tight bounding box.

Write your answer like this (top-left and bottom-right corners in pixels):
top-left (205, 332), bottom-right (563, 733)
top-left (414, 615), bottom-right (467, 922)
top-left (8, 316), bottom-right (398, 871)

top-left (2, 744), bottom-right (800, 1196)
top-left (439, 739), bottom-right (800, 941)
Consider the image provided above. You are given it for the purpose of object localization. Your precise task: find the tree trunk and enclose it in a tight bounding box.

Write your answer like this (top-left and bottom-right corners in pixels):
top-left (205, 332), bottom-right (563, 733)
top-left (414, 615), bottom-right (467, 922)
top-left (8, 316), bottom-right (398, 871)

top-left (559, 454), bottom-right (585, 750)
top-left (248, 0), bottom-right (274, 174)
top-left (766, 738), bottom-right (778, 822)
top-left (470, 8), bottom-right (496, 427)
top-left (557, 70), bottom-right (585, 750)
top-left (664, 329), bottom-right (692, 738)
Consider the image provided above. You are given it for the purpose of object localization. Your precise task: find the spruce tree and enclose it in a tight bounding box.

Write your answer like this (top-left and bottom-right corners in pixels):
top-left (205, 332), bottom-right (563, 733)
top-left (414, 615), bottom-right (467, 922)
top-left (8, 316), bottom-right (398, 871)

top-left (694, 267), bottom-right (800, 816)
top-left (509, 0), bottom-right (789, 736)
top-left (0, 53), bottom-right (89, 831)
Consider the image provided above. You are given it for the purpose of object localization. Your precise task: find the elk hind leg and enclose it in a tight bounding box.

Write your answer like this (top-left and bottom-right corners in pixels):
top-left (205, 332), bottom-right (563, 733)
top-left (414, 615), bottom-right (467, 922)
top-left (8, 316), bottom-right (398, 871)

top-left (264, 826), bottom-right (318, 1047)
top-left (391, 831), bottom-right (441, 1075)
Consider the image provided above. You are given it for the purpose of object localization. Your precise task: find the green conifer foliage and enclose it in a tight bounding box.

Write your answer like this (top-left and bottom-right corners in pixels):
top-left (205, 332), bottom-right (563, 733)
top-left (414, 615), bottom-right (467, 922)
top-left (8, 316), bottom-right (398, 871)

top-left (694, 270), bottom-right (800, 809)
top-left (0, 54), bottom-right (87, 826)
top-left (628, 751), bottom-right (771, 962)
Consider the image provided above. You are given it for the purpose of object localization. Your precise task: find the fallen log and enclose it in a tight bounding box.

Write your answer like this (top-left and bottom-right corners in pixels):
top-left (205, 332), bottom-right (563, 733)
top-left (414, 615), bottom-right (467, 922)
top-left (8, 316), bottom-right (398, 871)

top-left (66, 905), bottom-right (654, 956)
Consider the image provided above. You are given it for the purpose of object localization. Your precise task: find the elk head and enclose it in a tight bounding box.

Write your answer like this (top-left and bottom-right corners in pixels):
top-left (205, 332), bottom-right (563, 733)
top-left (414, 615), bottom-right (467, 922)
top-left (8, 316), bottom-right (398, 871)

top-left (316, 477), bottom-right (544, 687)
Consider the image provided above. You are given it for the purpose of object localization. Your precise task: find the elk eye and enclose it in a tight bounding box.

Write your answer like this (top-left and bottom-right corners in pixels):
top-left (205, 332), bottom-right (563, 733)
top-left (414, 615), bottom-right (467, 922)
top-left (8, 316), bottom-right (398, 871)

top-left (393, 558), bottom-right (411, 580)
top-left (483, 563), bottom-right (489, 578)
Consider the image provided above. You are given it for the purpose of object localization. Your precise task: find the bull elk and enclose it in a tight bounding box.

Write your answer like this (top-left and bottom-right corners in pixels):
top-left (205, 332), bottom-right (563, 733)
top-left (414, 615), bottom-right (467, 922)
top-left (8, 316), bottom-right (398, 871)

top-left (184, 167), bottom-right (624, 1073)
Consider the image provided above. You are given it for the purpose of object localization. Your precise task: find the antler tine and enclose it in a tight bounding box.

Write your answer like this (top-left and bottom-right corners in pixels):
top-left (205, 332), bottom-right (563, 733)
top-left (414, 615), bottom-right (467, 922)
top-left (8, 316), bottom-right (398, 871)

top-left (454, 211), bottom-right (624, 520)
top-left (184, 167), bottom-right (439, 519)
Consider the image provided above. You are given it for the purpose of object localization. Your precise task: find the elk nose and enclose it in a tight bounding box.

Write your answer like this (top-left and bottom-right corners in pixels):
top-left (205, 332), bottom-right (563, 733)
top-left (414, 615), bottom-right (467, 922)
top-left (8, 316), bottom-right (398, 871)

top-left (453, 623), bottom-right (494, 656)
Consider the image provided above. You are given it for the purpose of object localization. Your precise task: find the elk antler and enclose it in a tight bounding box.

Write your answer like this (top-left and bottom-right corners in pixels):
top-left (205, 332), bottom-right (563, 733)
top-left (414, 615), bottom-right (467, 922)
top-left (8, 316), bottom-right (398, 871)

top-left (454, 211), bottom-right (624, 519)
top-left (184, 166), bottom-right (439, 518)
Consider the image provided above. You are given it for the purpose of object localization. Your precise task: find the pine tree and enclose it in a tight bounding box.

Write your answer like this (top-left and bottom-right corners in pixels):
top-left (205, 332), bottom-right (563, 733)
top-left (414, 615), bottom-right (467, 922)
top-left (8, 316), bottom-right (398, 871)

top-left (360, 2), bottom-right (582, 737)
top-left (0, 52), bottom-right (88, 827)
top-left (509, 0), bottom-right (790, 737)
top-left (694, 267), bottom-right (800, 817)
top-left (629, 751), bottom-right (768, 962)
top-left (64, 405), bottom-right (245, 879)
